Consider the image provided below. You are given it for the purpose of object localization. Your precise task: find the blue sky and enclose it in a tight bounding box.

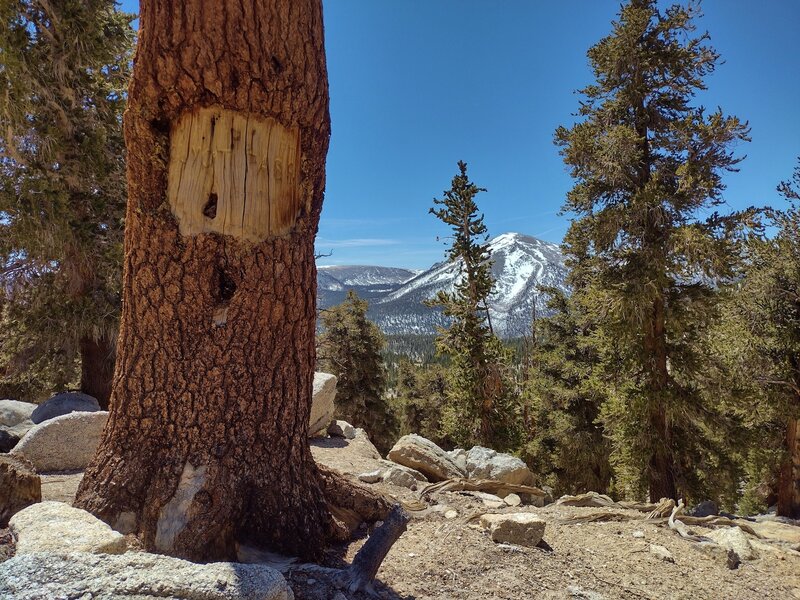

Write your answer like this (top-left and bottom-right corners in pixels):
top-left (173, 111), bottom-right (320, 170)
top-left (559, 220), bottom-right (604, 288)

top-left (120, 1), bottom-right (800, 269)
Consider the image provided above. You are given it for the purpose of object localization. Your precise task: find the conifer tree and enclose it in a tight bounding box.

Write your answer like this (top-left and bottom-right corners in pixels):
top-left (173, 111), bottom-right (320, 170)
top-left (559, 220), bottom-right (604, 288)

top-left (730, 159), bottom-right (800, 517)
top-left (318, 291), bottom-right (396, 452)
top-left (522, 287), bottom-right (612, 496)
top-left (427, 161), bottom-right (517, 449)
top-left (391, 358), bottom-right (448, 445)
top-left (0, 0), bottom-right (134, 405)
top-left (555, 0), bottom-right (752, 501)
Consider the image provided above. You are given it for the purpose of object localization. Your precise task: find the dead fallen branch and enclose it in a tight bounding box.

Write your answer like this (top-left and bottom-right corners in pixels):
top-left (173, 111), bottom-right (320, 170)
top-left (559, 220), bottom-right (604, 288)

top-left (420, 478), bottom-right (547, 503)
top-left (646, 498), bottom-right (676, 519)
top-left (558, 511), bottom-right (641, 524)
top-left (666, 499), bottom-right (712, 542)
top-left (344, 504), bottom-right (410, 594)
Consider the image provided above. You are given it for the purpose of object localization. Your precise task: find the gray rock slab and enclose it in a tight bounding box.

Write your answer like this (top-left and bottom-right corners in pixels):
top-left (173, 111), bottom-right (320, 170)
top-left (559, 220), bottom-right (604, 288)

top-left (0, 399), bottom-right (37, 427)
top-left (0, 551), bottom-right (293, 600)
top-left (387, 434), bottom-right (465, 481)
top-left (10, 501), bottom-right (126, 555)
top-left (707, 526), bottom-right (757, 560)
top-left (30, 392), bottom-right (100, 424)
top-left (479, 512), bottom-right (546, 547)
top-left (466, 446), bottom-right (534, 485)
top-left (327, 419), bottom-right (356, 439)
top-left (309, 372), bottom-right (337, 436)
top-left (12, 411), bottom-right (108, 472)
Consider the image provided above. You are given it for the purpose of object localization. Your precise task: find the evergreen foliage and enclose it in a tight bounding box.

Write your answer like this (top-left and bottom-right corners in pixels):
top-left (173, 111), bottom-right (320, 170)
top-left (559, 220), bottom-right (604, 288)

top-left (555, 0), bottom-right (754, 501)
top-left (426, 161), bottom-right (518, 450)
top-left (725, 159), bottom-right (800, 516)
top-left (522, 287), bottom-right (612, 496)
top-left (0, 0), bottom-right (134, 401)
top-left (317, 290), bottom-right (396, 453)
top-left (390, 358), bottom-right (449, 446)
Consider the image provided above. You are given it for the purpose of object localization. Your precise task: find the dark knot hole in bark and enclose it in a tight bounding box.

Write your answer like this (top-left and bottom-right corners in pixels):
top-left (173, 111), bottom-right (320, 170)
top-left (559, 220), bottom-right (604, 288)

top-left (203, 193), bottom-right (218, 219)
top-left (215, 268), bottom-right (237, 307)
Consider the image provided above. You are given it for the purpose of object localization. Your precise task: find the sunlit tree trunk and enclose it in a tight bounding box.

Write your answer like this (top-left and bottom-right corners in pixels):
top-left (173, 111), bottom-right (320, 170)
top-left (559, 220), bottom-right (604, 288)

top-left (75, 0), bottom-right (334, 561)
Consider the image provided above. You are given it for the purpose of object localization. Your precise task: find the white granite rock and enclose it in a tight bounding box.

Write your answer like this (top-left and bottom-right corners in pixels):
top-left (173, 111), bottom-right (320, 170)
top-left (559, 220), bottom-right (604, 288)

top-left (707, 526), bottom-right (757, 560)
top-left (479, 512), bottom-right (546, 547)
top-left (309, 372), bottom-right (337, 437)
top-left (10, 501), bottom-right (126, 555)
top-left (0, 399), bottom-right (37, 427)
top-left (466, 446), bottom-right (534, 485)
top-left (0, 551), bottom-right (293, 600)
top-left (387, 434), bottom-right (465, 481)
top-left (327, 419), bottom-right (356, 439)
top-left (12, 411), bottom-right (107, 472)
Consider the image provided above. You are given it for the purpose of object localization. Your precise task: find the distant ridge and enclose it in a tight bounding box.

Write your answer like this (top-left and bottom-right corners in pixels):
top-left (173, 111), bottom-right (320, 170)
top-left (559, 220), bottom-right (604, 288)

top-left (317, 232), bottom-right (569, 337)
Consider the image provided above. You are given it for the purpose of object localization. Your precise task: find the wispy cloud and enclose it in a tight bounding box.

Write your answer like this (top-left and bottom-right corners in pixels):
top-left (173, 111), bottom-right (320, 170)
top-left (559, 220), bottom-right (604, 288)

top-left (315, 237), bottom-right (400, 249)
top-left (319, 216), bottom-right (414, 228)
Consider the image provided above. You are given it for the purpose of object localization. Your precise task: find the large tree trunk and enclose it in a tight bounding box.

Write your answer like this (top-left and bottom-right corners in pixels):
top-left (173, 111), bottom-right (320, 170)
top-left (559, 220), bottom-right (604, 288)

top-left (777, 415), bottom-right (800, 518)
top-left (79, 335), bottom-right (115, 410)
top-left (75, 0), bottom-right (333, 562)
top-left (646, 295), bottom-right (677, 502)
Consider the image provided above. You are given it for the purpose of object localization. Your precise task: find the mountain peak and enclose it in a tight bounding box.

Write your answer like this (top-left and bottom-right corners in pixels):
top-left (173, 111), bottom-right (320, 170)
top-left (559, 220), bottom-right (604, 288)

top-left (317, 232), bottom-right (569, 337)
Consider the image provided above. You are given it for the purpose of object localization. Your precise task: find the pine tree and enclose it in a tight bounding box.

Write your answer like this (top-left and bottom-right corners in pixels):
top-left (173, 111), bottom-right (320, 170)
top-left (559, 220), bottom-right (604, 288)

top-left (318, 291), bottom-right (396, 453)
top-left (427, 161), bottom-right (517, 450)
top-left (522, 287), bottom-right (612, 496)
top-left (0, 0), bottom-right (134, 406)
top-left (391, 357), bottom-right (448, 446)
top-left (75, 0), bottom-right (380, 562)
top-left (729, 159), bottom-right (800, 517)
top-left (555, 0), bottom-right (753, 501)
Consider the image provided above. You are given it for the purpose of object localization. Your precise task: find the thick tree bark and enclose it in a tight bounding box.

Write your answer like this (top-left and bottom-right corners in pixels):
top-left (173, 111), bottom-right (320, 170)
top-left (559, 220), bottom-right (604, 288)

top-left (646, 296), bottom-right (677, 502)
top-left (79, 335), bottom-right (115, 410)
top-left (75, 0), bottom-right (333, 562)
top-left (777, 415), bottom-right (800, 518)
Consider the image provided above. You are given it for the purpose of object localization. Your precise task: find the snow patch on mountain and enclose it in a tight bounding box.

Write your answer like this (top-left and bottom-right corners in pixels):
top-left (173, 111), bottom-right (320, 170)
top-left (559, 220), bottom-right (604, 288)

top-left (317, 233), bottom-right (569, 338)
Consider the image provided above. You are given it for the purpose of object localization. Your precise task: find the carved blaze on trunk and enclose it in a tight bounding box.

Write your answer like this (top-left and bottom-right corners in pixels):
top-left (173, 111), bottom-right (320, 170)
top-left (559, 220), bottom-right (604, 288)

top-left (75, 0), bottom-right (335, 561)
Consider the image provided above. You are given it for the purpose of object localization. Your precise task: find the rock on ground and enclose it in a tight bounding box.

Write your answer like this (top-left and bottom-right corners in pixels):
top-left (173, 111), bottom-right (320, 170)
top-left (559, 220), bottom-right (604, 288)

top-left (309, 372), bottom-right (337, 436)
top-left (0, 429), bottom-right (20, 453)
top-left (707, 526), bottom-right (757, 560)
top-left (649, 544), bottom-right (675, 563)
top-left (466, 446), bottom-right (534, 485)
top-left (387, 434), bottom-right (466, 481)
top-left (0, 454), bottom-right (41, 527)
top-left (0, 400), bottom-right (37, 427)
top-left (0, 420), bottom-right (35, 452)
top-left (479, 512), bottom-right (546, 548)
top-left (30, 392), bottom-right (100, 424)
top-left (12, 411), bottom-right (108, 472)
top-left (10, 501), bottom-right (126, 555)
top-left (327, 419), bottom-right (356, 439)
top-left (357, 469), bottom-right (383, 483)
top-left (448, 448), bottom-right (468, 472)
top-left (0, 400), bottom-right (37, 453)
top-left (382, 465), bottom-right (418, 489)
top-left (0, 551), bottom-right (292, 600)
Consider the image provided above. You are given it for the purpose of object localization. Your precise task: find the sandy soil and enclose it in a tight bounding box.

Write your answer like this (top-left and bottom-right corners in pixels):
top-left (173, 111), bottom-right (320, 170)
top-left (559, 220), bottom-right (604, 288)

top-left (9, 433), bottom-right (800, 600)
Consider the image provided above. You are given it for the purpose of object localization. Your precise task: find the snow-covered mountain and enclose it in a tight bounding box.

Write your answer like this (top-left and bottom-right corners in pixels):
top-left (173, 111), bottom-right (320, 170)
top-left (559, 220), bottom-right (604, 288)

top-left (317, 265), bottom-right (418, 309)
top-left (317, 233), bottom-right (569, 337)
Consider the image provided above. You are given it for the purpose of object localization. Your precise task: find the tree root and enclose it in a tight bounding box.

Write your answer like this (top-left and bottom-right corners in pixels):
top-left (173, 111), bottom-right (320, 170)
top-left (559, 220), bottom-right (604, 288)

top-left (317, 464), bottom-right (395, 541)
top-left (282, 505), bottom-right (409, 597)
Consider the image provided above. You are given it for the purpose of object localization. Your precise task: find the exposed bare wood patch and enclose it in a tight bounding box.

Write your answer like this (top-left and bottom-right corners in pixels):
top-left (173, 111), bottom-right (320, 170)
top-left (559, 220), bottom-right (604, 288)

top-left (155, 463), bottom-right (207, 553)
top-left (167, 107), bottom-right (301, 241)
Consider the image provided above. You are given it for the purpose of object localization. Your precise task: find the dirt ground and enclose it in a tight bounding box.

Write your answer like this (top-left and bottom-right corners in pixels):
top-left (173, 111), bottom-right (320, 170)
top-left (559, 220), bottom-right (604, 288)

top-left (7, 433), bottom-right (799, 600)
